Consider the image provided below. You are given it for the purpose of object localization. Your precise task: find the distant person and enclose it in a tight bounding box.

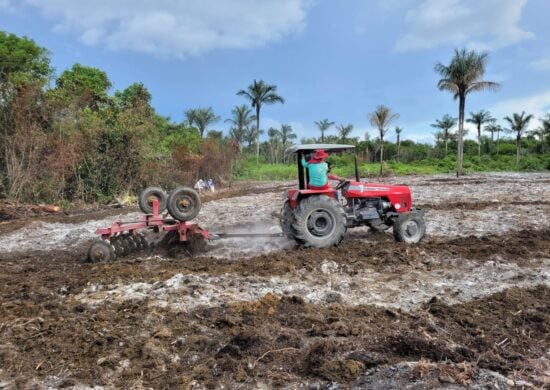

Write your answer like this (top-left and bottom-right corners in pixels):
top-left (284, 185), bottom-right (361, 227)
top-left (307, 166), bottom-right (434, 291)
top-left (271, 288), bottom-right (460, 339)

top-left (301, 149), bottom-right (345, 190)
top-left (194, 179), bottom-right (205, 193)
top-left (207, 178), bottom-right (215, 192)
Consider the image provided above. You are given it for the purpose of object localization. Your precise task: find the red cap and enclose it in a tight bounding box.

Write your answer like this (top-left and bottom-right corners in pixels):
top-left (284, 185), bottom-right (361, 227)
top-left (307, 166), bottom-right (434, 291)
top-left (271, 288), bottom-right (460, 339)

top-left (310, 149), bottom-right (329, 161)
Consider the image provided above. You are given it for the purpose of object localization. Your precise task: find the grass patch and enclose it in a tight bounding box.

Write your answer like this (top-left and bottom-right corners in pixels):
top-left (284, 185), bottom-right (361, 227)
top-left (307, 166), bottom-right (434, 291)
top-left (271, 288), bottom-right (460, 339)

top-left (233, 154), bottom-right (550, 181)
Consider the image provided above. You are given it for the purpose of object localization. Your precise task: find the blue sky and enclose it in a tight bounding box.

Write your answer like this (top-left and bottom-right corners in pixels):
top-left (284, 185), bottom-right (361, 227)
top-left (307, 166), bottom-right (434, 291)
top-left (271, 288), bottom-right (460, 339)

top-left (1, 0), bottom-right (550, 143)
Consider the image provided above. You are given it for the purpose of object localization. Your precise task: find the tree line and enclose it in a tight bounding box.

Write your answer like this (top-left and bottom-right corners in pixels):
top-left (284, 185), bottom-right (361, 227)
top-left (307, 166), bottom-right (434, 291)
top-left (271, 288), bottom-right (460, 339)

top-left (0, 31), bottom-right (548, 203)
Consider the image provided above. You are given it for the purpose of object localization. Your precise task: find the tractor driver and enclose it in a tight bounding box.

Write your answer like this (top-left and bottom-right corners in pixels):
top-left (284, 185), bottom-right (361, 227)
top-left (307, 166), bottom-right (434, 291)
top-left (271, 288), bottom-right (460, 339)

top-left (301, 149), bottom-right (345, 190)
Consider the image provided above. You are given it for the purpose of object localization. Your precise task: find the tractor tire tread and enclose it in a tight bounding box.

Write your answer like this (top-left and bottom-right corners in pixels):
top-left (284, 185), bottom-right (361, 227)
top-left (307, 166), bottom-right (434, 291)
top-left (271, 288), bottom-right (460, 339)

top-left (139, 187), bottom-right (168, 214)
top-left (292, 195), bottom-right (346, 248)
top-left (167, 186), bottom-right (202, 221)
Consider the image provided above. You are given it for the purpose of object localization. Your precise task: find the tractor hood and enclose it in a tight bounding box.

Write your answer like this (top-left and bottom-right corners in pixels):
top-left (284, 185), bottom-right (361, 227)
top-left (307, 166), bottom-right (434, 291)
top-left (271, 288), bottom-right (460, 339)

top-left (343, 181), bottom-right (413, 212)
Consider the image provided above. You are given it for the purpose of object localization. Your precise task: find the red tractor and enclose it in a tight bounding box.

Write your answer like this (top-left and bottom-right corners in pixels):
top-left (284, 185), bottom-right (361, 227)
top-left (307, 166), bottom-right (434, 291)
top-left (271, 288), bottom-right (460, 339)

top-left (280, 144), bottom-right (426, 248)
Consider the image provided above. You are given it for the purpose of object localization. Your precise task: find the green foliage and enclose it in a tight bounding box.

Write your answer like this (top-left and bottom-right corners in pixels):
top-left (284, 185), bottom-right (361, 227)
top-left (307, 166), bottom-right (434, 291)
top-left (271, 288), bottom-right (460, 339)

top-left (114, 82), bottom-right (152, 109)
top-left (0, 31), bottom-right (51, 84)
top-left (55, 63), bottom-right (112, 107)
top-left (159, 126), bottom-right (201, 153)
top-left (235, 152), bottom-right (550, 182)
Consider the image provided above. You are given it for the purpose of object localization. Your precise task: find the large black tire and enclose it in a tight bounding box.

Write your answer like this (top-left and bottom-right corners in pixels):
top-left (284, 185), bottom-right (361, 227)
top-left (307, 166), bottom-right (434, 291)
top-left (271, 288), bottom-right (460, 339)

top-left (167, 186), bottom-right (201, 221)
top-left (280, 200), bottom-right (294, 238)
top-left (393, 212), bottom-right (426, 244)
top-left (139, 187), bottom-right (168, 214)
top-left (292, 195), bottom-right (347, 248)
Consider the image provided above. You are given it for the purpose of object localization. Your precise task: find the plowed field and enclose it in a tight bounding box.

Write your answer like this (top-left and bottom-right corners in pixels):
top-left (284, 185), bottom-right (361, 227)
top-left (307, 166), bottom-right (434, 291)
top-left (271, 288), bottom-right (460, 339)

top-left (0, 173), bottom-right (548, 389)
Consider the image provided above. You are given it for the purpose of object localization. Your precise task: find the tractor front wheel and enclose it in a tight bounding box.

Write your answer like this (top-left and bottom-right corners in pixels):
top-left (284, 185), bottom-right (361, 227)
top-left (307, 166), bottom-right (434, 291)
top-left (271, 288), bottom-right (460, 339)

top-left (393, 212), bottom-right (426, 244)
top-left (292, 195), bottom-right (346, 248)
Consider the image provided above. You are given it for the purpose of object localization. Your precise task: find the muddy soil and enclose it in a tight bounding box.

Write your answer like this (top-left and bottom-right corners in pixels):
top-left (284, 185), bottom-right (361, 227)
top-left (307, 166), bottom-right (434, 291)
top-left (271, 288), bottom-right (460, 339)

top-left (0, 173), bottom-right (548, 389)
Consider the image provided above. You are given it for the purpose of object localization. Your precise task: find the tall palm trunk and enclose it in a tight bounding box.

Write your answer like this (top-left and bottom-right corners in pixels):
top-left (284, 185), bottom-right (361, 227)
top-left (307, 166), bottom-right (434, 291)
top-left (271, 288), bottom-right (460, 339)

top-left (397, 135), bottom-right (400, 163)
top-left (457, 95), bottom-right (465, 177)
top-left (477, 124), bottom-right (481, 156)
top-left (445, 137), bottom-right (449, 157)
top-left (379, 137), bottom-right (384, 176)
top-left (516, 134), bottom-right (520, 166)
top-left (255, 106), bottom-right (260, 166)
top-left (496, 130), bottom-right (500, 154)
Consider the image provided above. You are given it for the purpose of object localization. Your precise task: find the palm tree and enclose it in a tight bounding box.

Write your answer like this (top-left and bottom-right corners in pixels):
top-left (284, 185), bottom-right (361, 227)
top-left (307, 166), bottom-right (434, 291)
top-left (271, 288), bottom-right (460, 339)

top-left (435, 48), bottom-right (500, 176)
top-left (244, 125), bottom-right (264, 160)
top-left (225, 104), bottom-right (255, 151)
top-left (185, 107), bottom-right (220, 137)
top-left (504, 111), bottom-right (534, 165)
top-left (336, 124), bottom-right (353, 144)
top-left (237, 79), bottom-right (285, 165)
top-left (484, 123), bottom-right (502, 154)
top-left (184, 108), bottom-right (197, 127)
top-left (267, 127), bottom-right (282, 163)
top-left (536, 113), bottom-right (550, 153)
top-left (279, 124), bottom-right (296, 162)
top-left (433, 131), bottom-right (443, 148)
top-left (529, 127), bottom-right (545, 154)
top-left (314, 119), bottom-right (335, 142)
top-left (395, 126), bottom-right (403, 162)
top-left (484, 123), bottom-right (498, 143)
top-left (466, 110), bottom-right (496, 156)
top-left (369, 105), bottom-right (400, 175)
top-left (431, 114), bottom-right (457, 157)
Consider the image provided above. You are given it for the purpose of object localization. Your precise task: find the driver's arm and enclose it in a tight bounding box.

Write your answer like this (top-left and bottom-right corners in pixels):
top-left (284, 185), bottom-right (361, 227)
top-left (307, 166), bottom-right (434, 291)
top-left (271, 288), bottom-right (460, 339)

top-left (328, 173), bottom-right (344, 181)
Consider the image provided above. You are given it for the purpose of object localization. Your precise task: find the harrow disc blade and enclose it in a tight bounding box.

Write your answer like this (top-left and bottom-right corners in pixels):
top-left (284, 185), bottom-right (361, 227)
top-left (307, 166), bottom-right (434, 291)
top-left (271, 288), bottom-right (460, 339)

top-left (110, 236), bottom-right (127, 257)
top-left (87, 240), bottom-right (116, 263)
top-left (121, 234), bottom-right (138, 252)
top-left (130, 234), bottom-right (144, 250)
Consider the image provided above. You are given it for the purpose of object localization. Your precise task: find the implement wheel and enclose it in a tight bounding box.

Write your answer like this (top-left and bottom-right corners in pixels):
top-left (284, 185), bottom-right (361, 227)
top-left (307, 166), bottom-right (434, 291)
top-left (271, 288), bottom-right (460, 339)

top-left (87, 240), bottom-right (115, 263)
top-left (393, 212), bottom-right (426, 244)
top-left (139, 187), bottom-right (168, 214)
top-left (167, 186), bottom-right (201, 221)
top-left (292, 195), bottom-right (347, 248)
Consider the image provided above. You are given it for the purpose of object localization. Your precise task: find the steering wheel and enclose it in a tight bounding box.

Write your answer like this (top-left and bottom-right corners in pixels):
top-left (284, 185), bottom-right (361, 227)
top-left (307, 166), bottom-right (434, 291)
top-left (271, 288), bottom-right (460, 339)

top-left (335, 180), bottom-right (350, 190)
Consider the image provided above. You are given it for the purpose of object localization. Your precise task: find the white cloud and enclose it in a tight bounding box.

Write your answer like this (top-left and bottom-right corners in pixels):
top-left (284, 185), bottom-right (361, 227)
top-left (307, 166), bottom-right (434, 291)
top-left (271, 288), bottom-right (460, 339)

top-left (530, 58), bottom-right (550, 71)
top-left (20, 0), bottom-right (311, 58)
top-left (396, 0), bottom-right (533, 51)
top-left (490, 89), bottom-right (550, 129)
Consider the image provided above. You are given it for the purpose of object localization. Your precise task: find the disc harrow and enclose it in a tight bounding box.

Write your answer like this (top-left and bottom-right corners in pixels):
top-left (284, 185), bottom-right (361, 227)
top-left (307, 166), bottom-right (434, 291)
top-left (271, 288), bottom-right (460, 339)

top-left (87, 186), bottom-right (209, 263)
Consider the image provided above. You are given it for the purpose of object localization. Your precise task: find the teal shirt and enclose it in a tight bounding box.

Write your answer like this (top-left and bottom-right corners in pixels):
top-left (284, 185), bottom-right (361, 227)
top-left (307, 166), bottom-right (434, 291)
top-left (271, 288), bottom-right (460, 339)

top-left (301, 158), bottom-right (328, 187)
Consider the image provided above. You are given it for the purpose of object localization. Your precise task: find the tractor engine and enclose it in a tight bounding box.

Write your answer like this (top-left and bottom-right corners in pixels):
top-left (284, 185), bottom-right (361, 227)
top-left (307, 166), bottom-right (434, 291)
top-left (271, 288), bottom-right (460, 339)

top-left (340, 180), bottom-right (414, 231)
top-left (345, 197), bottom-right (394, 231)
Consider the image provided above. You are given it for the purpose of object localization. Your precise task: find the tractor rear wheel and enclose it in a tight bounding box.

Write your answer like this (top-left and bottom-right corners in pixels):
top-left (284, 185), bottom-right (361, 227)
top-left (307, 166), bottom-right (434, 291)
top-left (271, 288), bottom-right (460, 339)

top-left (280, 200), bottom-right (304, 243)
top-left (280, 201), bottom-right (294, 238)
top-left (292, 195), bottom-right (346, 248)
top-left (167, 186), bottom-right (201, 221)
top-left (139, 187), bottom-right (168, 214)
top-left (393, 212), bottom-right (426, 244)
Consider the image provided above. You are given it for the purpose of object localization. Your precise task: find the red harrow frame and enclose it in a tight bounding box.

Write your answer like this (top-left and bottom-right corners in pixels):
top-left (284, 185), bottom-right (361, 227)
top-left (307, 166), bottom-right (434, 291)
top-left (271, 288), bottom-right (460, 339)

top-left (87, 185), bottom-right (284, 263)
top-left (87, 198), bottom-right (210, 263)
